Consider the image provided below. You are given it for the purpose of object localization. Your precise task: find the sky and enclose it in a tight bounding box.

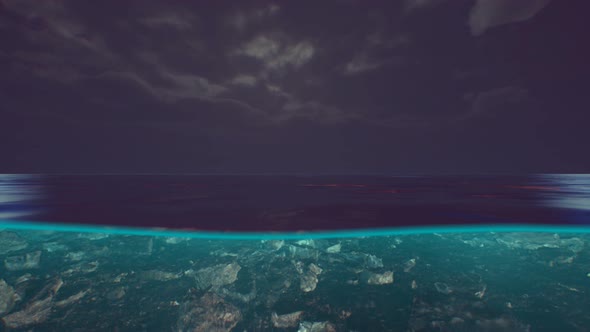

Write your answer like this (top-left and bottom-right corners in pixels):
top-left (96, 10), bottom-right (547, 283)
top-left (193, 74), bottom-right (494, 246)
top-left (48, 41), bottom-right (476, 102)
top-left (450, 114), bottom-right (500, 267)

top-left (0, 0), bottom-right (589, 174)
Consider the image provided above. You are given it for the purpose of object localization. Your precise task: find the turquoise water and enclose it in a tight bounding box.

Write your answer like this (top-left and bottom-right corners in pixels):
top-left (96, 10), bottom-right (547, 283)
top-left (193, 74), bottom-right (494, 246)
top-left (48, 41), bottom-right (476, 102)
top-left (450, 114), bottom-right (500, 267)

top-left (1, 224), bottom-right (590, 331)
top-left (3, 221), bottom-right (590, 239)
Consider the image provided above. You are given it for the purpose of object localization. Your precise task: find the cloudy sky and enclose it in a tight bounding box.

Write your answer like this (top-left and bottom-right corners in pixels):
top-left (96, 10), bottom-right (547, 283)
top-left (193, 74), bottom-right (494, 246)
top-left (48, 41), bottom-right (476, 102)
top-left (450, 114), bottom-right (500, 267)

top-left (1, 0), bottom-right (588, 174)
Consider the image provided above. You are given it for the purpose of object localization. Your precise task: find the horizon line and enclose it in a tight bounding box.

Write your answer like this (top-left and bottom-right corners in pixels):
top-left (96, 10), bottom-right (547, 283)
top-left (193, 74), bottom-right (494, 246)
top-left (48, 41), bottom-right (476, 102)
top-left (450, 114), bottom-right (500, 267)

top-left (2, 220), bottom-right (590, 240)
top-left (1, 172), bottom-right (589, 176)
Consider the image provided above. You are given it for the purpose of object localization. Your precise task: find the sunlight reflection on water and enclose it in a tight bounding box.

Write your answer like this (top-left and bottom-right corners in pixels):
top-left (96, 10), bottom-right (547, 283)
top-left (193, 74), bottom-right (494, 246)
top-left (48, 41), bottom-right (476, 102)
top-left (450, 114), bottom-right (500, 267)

top-left (0, 174), bottom-right (44, 220)
top-left (536, 174), bottom-right (590, 211)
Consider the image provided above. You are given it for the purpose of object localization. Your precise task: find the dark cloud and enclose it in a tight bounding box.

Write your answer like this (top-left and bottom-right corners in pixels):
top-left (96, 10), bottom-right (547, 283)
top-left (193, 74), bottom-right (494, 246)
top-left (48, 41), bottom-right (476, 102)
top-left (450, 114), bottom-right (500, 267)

top-left (468, 0), bottom-right (552, 36)
top-left (226, 3), bottom-right (280, 32)
top-left (404, 0), bottom-right (449, 13)
top-left (0, 0), bottom-right (588, 173)
top-left (467, 86), bottom-right (532, 119)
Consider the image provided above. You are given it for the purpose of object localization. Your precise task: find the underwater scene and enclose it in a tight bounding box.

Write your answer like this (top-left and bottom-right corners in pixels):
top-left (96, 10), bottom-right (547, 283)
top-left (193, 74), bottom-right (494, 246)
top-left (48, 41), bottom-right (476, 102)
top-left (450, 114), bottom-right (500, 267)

top-left (1, 174), bottom-right (590, 331)
top-left (1, 230), bottom-right (590, 331)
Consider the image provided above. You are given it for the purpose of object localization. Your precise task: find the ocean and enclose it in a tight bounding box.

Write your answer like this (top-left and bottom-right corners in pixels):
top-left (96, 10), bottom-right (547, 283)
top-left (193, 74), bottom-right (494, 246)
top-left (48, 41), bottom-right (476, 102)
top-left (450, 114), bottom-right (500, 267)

top-left (1, 174), bottom-right (589, 331)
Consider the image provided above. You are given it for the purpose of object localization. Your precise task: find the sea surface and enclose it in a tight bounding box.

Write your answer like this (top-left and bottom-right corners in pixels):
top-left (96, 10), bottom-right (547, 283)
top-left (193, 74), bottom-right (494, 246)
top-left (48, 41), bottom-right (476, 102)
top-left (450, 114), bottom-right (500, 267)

top-left (1, 173), bottom-right (590, 230)
top-left (1, 174), bottom-right (590, 331)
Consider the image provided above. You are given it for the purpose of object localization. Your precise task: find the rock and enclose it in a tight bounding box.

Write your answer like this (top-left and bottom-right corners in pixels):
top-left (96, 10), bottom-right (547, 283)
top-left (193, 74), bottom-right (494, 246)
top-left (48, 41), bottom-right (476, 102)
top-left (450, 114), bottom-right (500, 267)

top-left (217, 286), bottom-right (257, 303)
top-left (55, 289), bottom-right (90, 308)
top-left (265, 240), bottom-right (285, 250)
top-left (65, 251), bottom-right (86, 262)
top-left (0, 279), bottom-right (19, 315)
top-left (42, 242), bottom-right (68, 253)
top-left (475, 317), bottom-right (531, 331)
top-left (362, 271), bottom-right (394, 285)
top-left (309, 263), bottom-right (322, 275)
top-left (474, 285), bottom-right (487, 298)
top-left (550, 255), bottom-right (575, 266)
top-left (272, 311), bottom-right (304, 328)
top-left (1, 277), bottom-right (62, 329)
top-left (15, 273), bottom-right (34, 285)
top-left (164, 237), bottom-right (189, 244)
top-left (300, 274), bottom-right (319, 292)
top-left (4, 251), bottom-right (41, 271)
top-left (365, 254), bottom-right (384, 269)
top-left (560, 237), bottom-right (584, 253)
top-left (341, 252), bottom-right (383, 269)
top-left (113, 272), bottom-right (128, 283)
top-left (139, 270), bottom-right (182, 281)
top-left (2, 296), bottom-right (52, 329)
top-left (326, 244), bottom-right (341, 253)
top-left (50, 278), bottom-right (64, 295)
top-left (495, 233), bottom-right (585, 253)
top-left (403, 258), bottom-right (417, 272)
top-left (300, 263), bottom-right (322, 292)
top-left (295, 239), bottom-right (316, 247)
top-left (0, 232), bottom-right (28, 255)
top-left (193, 262), bottom-right (241, 290)
top-left (209, 249), bottom-right (239, 257)
top-left (288, 245), bottom-right (319, 260)
top-left (176, 292), bottom-right (241, 332)
top-left (77, 233), bottom-right (109, 240)
top-left (450, 317), bottom-right (465, 325)
top-left (297, 321), bottom-right (337, 332)
top-left (106, 287), bottom-right (126, 300)
top-left (434, 282), bottom-right (453, 294)
top-left (145, 238), bottom-right (153, 255)
top-left (61, 261), bottom-right (99, 276)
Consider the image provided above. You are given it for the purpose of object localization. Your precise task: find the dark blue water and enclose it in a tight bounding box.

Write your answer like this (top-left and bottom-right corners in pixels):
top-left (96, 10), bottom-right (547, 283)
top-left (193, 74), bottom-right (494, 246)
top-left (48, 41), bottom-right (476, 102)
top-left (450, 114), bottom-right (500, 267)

top-left (1, 174), bottom-right (589, 231)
